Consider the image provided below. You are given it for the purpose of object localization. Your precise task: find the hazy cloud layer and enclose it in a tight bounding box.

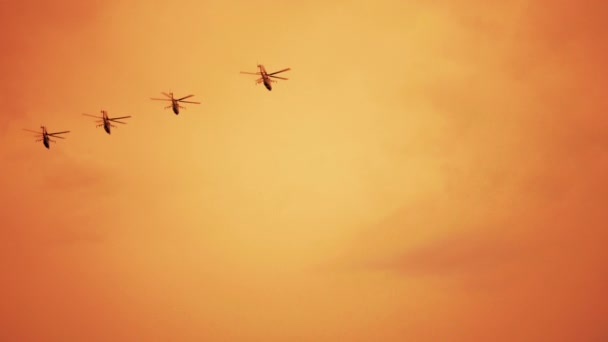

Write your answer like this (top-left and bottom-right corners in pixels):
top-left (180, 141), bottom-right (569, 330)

top-left (345, 2), bottom-right (608, 340)
top-left (1, 1), bottom-right (607, 341)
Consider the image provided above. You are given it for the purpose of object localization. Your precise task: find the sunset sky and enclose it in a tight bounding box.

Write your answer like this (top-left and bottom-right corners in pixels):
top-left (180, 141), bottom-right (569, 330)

top-left (1, 0), bottom-right (607, 341)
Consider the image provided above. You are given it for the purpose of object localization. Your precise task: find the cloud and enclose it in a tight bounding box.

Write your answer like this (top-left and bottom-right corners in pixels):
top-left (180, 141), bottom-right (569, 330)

top-left (348, 0), bottom-right (608, 228)
top-left (382, 231), bottom-right (527, 277)
top-left (338, 2), bottom-right (608, 339)
top-left (0, 147), bottom-right (120, 250)
top-left (0, 0), bottom-right (120, 248)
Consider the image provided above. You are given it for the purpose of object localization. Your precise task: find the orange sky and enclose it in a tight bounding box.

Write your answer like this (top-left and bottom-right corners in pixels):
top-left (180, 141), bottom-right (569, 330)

top-left (1, 0), bottom-right (607, 341)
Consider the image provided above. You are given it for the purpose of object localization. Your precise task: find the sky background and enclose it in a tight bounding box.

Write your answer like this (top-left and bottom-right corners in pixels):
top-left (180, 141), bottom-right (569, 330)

top-left (1, 0), bottom-right (607, 341)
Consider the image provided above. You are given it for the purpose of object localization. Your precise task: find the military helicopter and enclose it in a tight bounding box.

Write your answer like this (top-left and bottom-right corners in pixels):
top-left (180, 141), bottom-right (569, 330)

top-left (240, 64), bottom-right (291, 91)
top-left (150, 92), bottom-right (200, 115)
top-left (23, 126), bottom-right (70, 149)
top-left (82, 110), bottom-right (131, 135)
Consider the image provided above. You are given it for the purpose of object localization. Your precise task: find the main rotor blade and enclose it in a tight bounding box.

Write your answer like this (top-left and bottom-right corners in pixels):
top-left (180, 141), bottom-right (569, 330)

top-left (48, 131), bottom-right (70, 136)
top-left (110, 120), bottom-right (128, 124)
top-left (240, 71), bottom-right (261, 75)
top-left (161, 92), bottom-right (173, 98)
top-left (109, 116), bottom-right (131, 120)
top-left (82, 113), bottom-right (103, 119)
top-left (23, 129), bottom-right (42, 134)
top-left (50, 135), bottom-right (66, 139)
top-left (177, 94), bottom-right (195, 101)
top-left (269, 75), bottom-right (288, 80)
top-left (150, 98), bottom-right (172, 101)
top-left (268, 68), bottom-right (291, 75)
top-left (178, 100), bottom-right (200, 104)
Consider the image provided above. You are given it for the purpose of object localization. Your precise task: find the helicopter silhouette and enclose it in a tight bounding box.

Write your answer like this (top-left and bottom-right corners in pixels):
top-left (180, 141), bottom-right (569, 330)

top-left (150, 92), bottom-right (200, 115)
top-left (240, 64), bottom-right (291, 91)
top-left (82, 110), bottom-right (131, 134)
top-left (23, 126), bottom-right (70, 149)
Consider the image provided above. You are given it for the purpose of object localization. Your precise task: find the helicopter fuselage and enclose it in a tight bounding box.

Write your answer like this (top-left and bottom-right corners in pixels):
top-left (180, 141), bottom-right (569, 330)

top-left (172, 100), bottom-right (180, 114)
top-left (258, 65), bottom-right (272, 91)
top-left (262, 76), bottom-right (272, 91)
top-left (103, 120), bottom-right (111, 134)
top-left (43, 135), bottom-right (50, 149)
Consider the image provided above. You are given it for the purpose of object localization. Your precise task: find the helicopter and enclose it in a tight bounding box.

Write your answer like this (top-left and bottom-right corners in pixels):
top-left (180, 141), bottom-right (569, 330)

top-left (240, 64), bottom-right (291, 91)
top-left (23, 126), bottom-right (70, 149)
top-left (82, 110), bottom-right (131, 135)
top-left (150, 92), bottom-right (200, 115)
